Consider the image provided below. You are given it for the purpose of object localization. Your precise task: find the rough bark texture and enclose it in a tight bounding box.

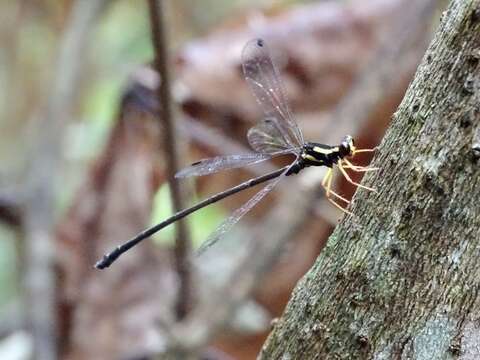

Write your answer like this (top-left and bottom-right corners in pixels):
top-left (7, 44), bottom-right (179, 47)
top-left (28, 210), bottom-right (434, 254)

top-left (260, 0), bottom-right (480, 359)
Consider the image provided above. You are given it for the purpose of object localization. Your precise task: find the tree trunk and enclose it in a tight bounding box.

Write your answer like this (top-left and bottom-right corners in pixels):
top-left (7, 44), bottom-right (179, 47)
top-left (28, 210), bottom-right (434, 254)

top-left (260, 0), bottom-right (480, 358)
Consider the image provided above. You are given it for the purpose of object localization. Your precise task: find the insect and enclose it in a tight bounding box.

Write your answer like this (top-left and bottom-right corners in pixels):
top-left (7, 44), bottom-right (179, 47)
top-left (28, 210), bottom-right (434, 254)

top-left (95, 38), bottom-right (377, 269)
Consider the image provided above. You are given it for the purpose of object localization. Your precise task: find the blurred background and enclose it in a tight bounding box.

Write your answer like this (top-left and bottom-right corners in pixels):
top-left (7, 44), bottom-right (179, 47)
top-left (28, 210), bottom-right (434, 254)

top-left (0, 0), bottom-right (443, 359)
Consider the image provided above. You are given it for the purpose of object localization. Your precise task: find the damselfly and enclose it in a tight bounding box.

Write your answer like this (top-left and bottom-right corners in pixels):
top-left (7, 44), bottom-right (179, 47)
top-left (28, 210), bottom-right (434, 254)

top-left (95, 38), bottom-right (377, 270)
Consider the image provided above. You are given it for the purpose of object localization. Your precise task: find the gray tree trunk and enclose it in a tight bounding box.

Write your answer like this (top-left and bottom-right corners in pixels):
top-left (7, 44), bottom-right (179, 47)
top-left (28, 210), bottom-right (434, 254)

top-left (259, 0), bottom-right (480, 359)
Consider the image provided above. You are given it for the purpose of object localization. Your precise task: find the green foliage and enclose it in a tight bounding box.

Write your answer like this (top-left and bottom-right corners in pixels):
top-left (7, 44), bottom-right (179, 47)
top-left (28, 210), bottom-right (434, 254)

top-left (150, 184), bottom-right (225, 248)
top-left (84, 0), bottom-right (153, 127)
top-left (0, 226), bottom-right (19, 308)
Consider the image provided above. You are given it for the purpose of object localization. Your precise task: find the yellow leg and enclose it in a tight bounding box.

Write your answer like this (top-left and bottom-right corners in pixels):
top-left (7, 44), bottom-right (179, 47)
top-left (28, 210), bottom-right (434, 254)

top-left (326, 168), bottom-right (350, 204)
top-left (326, 195), bottom-right (353, 216)
top-left (338, 161), bottom-right (377, 192)
top-left (354, 147), bottom-right (377, 154)
top-left (321, 168), bottom-right (352, 215)
top-left (322, 168), bottom-right (350, 204)
top-left (343, 158), bottom-right (379, 172)
top-left (322, 168), bottom-right (331, 187)
top-left (343, 166), bottom-right (377, 172)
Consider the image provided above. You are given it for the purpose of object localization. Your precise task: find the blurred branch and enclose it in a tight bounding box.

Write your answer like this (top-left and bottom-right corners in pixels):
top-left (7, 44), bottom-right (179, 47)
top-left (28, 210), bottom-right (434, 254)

top-left (55, 80), bottom-right (167, 357)
top-left (0, 190), bottom-right (22, 227)
top-left (124, 72), bottom-right (277, 175)
top-left (148, 0), bottom-right (193, 321)
top-left (22, 1), bottom-right (112, 359)
top-left (0, 304), bottom-right (24, 339)
top-left (0, 1), bottom-right (27, 126)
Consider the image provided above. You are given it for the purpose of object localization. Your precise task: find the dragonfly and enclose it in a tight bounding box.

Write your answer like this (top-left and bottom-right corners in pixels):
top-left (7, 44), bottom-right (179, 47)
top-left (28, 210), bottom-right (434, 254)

top-left (95, 38), bottom-right (377, 270)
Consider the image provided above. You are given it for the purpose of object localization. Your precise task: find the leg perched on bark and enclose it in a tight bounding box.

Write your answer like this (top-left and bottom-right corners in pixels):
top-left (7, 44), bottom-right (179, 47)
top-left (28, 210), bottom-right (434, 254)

top-left (321, 168), bottom-right (352, 215)
top-left (353, 147), bottom-right (377, 154)
top-left (342, 158), bottom-right (379, 172)
top-left (338, 161), bottom-right (377, 193)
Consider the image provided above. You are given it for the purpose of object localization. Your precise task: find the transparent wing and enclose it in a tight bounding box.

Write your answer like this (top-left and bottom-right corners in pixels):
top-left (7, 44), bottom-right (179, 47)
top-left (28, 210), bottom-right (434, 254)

top-left (242, 38), bottom-right (304, 150)
top-left (176, 151), bottom-right (291, 178)
top-left (196, 165), bottom-right (291, 255)
top-left (247, 117), bottom-right (301, 154)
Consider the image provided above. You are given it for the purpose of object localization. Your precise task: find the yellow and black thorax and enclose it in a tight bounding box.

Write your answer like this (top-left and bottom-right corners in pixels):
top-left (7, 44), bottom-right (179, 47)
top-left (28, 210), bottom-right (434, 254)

top-left (286, 136), bottom-right (355, 176)
top-left (302, 142), bottom-right (349, 168)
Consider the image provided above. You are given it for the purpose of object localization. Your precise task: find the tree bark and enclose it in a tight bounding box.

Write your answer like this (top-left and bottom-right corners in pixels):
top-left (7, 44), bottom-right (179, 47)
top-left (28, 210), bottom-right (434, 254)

top-left (260, 0), bottom-right (480, 359)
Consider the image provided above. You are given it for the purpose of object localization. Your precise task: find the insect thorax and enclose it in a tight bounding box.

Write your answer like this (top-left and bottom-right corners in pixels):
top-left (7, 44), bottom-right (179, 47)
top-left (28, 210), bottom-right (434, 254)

top-left (300, 142), bottom-right (342, 168)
